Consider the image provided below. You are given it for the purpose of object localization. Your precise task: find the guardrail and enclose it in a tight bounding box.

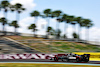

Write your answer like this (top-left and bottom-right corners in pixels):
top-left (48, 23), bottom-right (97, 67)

top-left (73, 52), bottom-right (100, 61)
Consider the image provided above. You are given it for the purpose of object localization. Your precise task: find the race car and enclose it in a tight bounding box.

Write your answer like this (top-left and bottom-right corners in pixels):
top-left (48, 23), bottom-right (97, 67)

top-left (50, 53), bottom-right (90, 62)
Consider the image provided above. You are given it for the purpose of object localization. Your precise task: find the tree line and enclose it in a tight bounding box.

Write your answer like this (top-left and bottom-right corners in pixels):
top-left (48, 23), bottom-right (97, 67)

top-left (0, 0), bottom-right (93, 40)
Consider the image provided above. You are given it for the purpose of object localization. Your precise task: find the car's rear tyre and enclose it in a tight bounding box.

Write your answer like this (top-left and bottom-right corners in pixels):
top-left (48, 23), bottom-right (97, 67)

top-left (85, 57), bottom-right (89, 62)
top-left (76, 58), bottom-right (80, 62)
top-left (54, 57), bottom-right (58, 61)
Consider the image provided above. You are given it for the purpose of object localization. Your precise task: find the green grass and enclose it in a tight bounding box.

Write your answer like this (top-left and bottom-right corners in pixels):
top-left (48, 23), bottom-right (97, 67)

top-left (0, 63), bottom-right (98, 67)
top-left (5, 36), bottom-right (100, 53)
top-left (52, 42), bottom-right (100, 52)
top-left (54, 42), bottom-right (61, 44)
top-left (28, 41), bottom-right (100, 53)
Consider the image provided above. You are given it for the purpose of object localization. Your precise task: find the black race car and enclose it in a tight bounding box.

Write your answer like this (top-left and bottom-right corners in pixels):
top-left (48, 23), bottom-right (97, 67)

top-left (50, 53), bottom-right (90, 62)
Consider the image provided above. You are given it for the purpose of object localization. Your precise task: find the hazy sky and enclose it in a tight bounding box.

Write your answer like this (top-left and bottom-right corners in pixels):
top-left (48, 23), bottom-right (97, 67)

top-left (0, 0), bottom-right (100, 41)
top-left (34, 0), bottom-right (100, 27)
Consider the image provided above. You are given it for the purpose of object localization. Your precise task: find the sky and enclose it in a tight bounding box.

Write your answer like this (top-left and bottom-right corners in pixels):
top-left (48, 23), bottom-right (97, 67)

top-left (0, 0), bottom-right (100, 41)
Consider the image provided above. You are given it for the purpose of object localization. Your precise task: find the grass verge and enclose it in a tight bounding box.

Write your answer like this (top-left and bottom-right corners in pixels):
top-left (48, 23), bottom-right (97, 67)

top-left (0, 63), bottom-right (99, 67)
top-left (5, 36), bottom-right (100, 53)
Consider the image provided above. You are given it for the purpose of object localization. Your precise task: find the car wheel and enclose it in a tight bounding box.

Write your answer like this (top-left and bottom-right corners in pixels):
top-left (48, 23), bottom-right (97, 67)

top-left (66, 58), bottom-right (69, 62)
top-left (50, 58), bottom-right (52, 60)
top-left (76, 58), bottom-right (80, 62)
top-left (85, 57), bottom-right (89, 62)
top-left (54, 57), bottom-right (58, 61)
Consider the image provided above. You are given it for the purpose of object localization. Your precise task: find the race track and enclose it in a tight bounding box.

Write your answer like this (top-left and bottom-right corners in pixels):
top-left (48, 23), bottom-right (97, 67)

top-left (0, 59), bottom-right (100, 66)
top-left (0, 59), bottom-right (100, 64)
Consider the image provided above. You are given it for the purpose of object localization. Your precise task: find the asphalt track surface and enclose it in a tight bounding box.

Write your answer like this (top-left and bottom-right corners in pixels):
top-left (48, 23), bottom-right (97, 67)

top-left (0, 59), bottom-right (99, 64)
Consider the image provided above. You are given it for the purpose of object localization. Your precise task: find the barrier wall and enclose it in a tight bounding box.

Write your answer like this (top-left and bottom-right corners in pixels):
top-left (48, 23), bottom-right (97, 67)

top-left (73, 52), bottom-right (100, 61)
top-left (0, 54), bottom-right (57, 59)
top-left (0, 53), bottom-right (100, 61)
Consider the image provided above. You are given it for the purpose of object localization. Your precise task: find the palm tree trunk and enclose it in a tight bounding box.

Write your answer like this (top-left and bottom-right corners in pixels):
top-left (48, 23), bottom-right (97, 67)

top-left (58, 22), bottom-right (60, 39)
top-left (14, 27), bottom-right (17, 35)
top-left (73, 25), bottom-right (75, 33)
top-left (16, 11), bottom-right (20, 22)
top-left (78, 25), bottom-right (81, 41)
top-left (33, 30), bottom-right (35, 37)
top-left (15, 11), bottom-right (20, 35)
top-left (16, 11), bottom-right (19, 34)
top-left (14, 27), bottom-right (17, 34)
top-left (64, 22), bottom-right (66, 39)
top-left (73, 24), bottom-right (77, 41)
top-left (46, 18), bottom-right (50, 38)
top-left (3, 25), bottom-right (5, 32)
top-left (2, 24), bottom-right (5, 35)
top-left (87, 28), bottom-right (89, 41)
top-left (4, 10), bottom-right (7, 35)
top-left (66, 23), bottom-right (69, 39)
top-left (64, 22), bottom-right (67, 39)
top-left (56, 22), bottom-right (59, 39)
top-left (34, 17), bottom-right (37, 24)
top-left (85, 27), bottom-right (89, 42)
top-left (4, 11), bottom-right (7, 18)
top-left (34, 17), bottom-right (38, 38)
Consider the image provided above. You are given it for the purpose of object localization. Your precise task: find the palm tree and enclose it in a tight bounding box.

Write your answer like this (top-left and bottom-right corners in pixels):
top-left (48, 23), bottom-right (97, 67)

top-left (62, 14), bottom-right (68, 39)
top-left (56, 29), bottom-right (62, 39)
top-left (47, 26), bottom-right (52, 32)
top-left (43, 9), bottom-right (52, 38)
top-left (72, 32), bottom-right (79, 39)
top-left (52, 10), bottom-right (62, 39)
top-left (9, 20), bottom-right (19, 34)
top-left (0, 17), bottom-right (7, 35)
top-left (0, 0), bottom-right (10, 18)
top-left (56, 18), bottom-right (63, 38)
top-left (86, 23), bottom-right (93, 41)
top-left (9, 4), bottom-right (15, 12)
top-left (9, 3), bottom-right (25, 34)
top-left (14, 3), bottom-right (25, 21)
top-left (82, 19), bottom-right (93, 41)
top-left (0, 0), bottom-right (10, 35)
top-left (30, 10), bottom-right (40, 37)
top-left (74, 17), bottom-right (83, 40)
top-left (30, 10), bottom-right (40, 24)
top-left (28, 24), bottom-right (37, 37)
top-left (43, 9), bottom-right (52, 26)
top-left (65, 16), bottom-right (73, 39)
top-left (69, 16), bottom-right (76, 33)
top-left (47, 26), bottom-right (55, 36)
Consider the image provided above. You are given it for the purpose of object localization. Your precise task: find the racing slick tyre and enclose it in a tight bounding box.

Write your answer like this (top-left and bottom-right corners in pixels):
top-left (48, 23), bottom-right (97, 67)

top-left (76, 58), bottom-right (80, 62)
top-left (66, 58), bottom-right (69, 62)
top-left (54, 57), bottom-right (58, 61)
top-left (67, 59), bottom-right (69, 62)
top-left (85, 57), bottom-right (89, 62)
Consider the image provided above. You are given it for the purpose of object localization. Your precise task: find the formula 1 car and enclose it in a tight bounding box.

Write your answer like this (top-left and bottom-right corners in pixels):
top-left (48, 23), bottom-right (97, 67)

top-left (50, 53), bottom-right (90, 62)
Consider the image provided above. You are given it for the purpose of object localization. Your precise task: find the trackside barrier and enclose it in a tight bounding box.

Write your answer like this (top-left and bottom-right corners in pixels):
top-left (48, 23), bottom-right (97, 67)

top-left (0, 53), bottom-right (100, 61)
top-left (0, 54), bottom-right (58, 59)
top-left (73, 52), bottom-right (100, 61)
